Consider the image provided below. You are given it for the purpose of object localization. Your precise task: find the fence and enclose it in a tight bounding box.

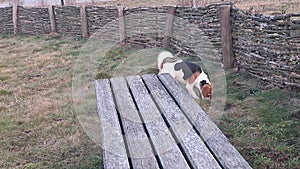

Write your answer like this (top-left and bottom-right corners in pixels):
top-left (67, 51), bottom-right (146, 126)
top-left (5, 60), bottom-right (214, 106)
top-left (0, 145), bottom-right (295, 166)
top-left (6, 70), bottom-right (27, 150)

top-left (0, 4), bottom-right (299, 88)
top-left (232, 8), bottom-right (300, 89)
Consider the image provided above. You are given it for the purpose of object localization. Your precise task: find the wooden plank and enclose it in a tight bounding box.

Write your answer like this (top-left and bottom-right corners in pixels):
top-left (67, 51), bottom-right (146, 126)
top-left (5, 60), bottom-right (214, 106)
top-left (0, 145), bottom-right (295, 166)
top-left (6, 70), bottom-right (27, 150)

top-left (158, 73), bottom-right (252, 169)
top-left (126, 75), bottom-right (191, 169)
top-left (142, 74), bottom-right (221, 169)
top-left (94, 79), bottom-right (130, 169)
top-left (220, 5), bottom-right (234, 69)
top-left (110, 77), bottom-right (159, 169)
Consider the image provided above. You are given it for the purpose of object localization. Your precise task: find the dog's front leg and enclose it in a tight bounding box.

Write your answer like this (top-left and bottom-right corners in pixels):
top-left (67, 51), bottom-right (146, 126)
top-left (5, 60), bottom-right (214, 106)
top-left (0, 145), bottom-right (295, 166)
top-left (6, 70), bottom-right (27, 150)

top-left (186, 84), bottom-right (200, 100)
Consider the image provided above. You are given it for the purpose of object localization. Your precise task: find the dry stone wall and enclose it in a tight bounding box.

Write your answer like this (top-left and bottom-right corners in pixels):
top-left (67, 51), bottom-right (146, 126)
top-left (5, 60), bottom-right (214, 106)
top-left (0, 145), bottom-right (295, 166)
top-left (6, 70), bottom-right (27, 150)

top-left (18, 7), bottom-right (51, 35)
top-left (86, 6), bottom-right (118, 35)
top-left (54, 6), bottom-right (82, 37)
top-left (232, 8), bottom-right (300, 88)
top-left (124, 7), bottom-right (169, 48)
top-left (0, 7), bottom-right (14, 34)
top-left (170, 4), bottom-right (222, 62)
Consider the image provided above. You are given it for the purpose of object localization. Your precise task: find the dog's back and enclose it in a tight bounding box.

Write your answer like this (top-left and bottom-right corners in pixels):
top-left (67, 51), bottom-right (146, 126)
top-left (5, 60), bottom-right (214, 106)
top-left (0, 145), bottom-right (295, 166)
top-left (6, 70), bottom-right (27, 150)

top-left (157, 51), bottom-right (174, 71)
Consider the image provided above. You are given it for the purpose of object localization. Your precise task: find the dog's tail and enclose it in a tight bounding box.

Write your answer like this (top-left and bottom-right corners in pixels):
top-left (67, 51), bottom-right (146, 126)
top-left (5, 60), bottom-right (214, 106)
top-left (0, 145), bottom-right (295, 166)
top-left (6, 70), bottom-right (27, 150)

top-left (157, 51), bottom-right (174, 71)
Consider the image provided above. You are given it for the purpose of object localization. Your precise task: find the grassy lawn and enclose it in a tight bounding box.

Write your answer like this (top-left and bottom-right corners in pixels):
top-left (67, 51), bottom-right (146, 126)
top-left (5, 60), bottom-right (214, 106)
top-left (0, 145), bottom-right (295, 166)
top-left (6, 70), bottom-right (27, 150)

top-left (0, 35), bottom-right (299, 168)
top-left (221, 71), bottom-right (300, 169)
top-left (0, 35), bottom-right (102, 168)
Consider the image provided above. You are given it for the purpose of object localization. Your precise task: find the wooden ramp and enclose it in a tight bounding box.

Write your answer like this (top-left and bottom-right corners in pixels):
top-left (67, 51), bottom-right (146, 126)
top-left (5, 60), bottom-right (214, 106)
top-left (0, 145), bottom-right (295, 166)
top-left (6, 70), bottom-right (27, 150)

top-left (95, 73), bottom-right (252, 169)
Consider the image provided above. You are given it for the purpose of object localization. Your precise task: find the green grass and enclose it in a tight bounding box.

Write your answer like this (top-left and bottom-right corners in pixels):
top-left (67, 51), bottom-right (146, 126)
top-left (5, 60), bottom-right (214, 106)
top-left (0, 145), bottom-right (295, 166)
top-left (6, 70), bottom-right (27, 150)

top-left (220, 71), bottom-right (300, 169)
top-left (0, 75), bottom-right (9, 81)
top-left (0, 89), bottom-right (11, 96)
top-left (94, 46), bottom-right (160, 80)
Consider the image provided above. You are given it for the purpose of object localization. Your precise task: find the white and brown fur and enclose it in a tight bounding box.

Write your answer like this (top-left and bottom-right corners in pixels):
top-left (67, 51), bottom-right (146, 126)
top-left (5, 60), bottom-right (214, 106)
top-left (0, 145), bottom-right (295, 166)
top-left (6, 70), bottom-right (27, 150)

top-left (157, 51), bottom-right (212, 100)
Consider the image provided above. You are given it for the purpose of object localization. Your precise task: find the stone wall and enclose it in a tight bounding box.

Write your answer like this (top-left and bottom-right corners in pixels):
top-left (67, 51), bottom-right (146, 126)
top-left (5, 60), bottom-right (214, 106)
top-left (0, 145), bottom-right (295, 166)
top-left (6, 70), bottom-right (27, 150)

top-left (232, 8), bottom-right (300, 88)
top-left (54, 6), bottom-right (82, 37)
top-left (124, 7), bottom-right (169, 48)
top-left (0, 7), bottom-right (14, 34)
top-left (18, 7), bottom-right (51, 35)
top-left (170, 4), bottom-right (222, 61)
top-left (86, 6), bottom-right (118, 34)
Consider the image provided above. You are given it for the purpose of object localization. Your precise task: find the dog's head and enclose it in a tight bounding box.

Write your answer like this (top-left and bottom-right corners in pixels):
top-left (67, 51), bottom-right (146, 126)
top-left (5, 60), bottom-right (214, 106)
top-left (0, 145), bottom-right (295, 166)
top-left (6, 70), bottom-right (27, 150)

top-left (201, 84), bottom-right (212, 99)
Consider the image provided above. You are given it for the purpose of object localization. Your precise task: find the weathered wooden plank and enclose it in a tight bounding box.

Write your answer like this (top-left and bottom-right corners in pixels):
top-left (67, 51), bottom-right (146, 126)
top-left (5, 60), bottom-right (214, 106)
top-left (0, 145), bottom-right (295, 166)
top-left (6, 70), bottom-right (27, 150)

top-left (94, 79), bottom-right (130, 169)
top-left (110, 77), bottom-right (159, 169)
top-left (142, 74), bottom-right (221, 169)
top-left (126, 75), bottom-right (191, 169)
top-left (158, 73), bottom-right (252, 169)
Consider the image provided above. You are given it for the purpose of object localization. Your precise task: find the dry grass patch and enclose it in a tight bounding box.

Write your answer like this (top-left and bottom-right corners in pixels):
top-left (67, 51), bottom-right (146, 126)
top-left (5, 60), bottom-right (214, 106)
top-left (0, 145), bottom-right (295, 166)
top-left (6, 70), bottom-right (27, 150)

top-left (0, 35), bottom-right (102, 168)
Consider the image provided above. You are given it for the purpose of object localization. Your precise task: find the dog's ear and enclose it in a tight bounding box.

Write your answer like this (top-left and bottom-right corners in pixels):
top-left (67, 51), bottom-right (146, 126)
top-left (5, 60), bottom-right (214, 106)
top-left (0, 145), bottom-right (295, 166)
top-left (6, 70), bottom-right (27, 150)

top-left (209, 87), bottom-right (212, 99)
top-left (209, 84), bottom-right (212, 99)
top-left (202, 84), bottom-right (212, 99)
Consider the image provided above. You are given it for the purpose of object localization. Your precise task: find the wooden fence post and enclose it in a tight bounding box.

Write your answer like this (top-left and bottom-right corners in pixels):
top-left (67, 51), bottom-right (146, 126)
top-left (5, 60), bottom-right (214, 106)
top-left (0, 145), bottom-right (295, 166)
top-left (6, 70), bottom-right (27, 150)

top-left (192, 0), bottom-right (196, 8)
top-left (80, 5), bottom-right (89, 38)
top-left (220, 5), bottom-right (234, 69)
top-left (163, 6), bottom-right (176, 48)
top-left (48, 5), bottom-right (56, 33)
top-left (12, 4), bottom-right (18, 35)
top-left (118, 6), bottom-right (126, 46)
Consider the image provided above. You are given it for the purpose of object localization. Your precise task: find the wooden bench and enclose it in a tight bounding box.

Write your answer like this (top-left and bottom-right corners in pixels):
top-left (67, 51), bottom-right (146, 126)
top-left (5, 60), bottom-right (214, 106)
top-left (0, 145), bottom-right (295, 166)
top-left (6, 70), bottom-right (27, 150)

top-left (95, 73), bottom-right (252, 169)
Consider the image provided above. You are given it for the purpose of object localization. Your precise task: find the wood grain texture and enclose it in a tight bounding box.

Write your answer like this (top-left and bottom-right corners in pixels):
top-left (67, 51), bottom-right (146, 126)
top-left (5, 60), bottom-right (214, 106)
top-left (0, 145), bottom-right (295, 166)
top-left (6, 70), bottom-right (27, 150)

top-left (95, 74), bottom-right (253, 168)
top-left (95, 79), bottom-right (130, 169)
top-left (220, 5), bottom-right (233, 69)
top-left (163, 6), bottom-right (176, 48)
top-left (142, 74), bottom-right (221, 169)
top-left (126, 75), bottom-right (190, 169)
top-left (12, 4), bottom-right (18, 35)
top-left (110, 77), bottom-right (159, 169)
top-left (48, 6), bottom-right (56, 33)
top-left (158, 73), bottom-right (252, 169)
top-left (118, 6), bottom-right (126, 45)
top-left (80, 5), bottom-right (88, 38)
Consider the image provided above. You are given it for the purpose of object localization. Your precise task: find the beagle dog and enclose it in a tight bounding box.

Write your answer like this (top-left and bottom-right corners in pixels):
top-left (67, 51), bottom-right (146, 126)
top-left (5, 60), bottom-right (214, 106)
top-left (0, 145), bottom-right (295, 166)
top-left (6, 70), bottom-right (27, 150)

top-left (157, 51), bottom-right (212, 100)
